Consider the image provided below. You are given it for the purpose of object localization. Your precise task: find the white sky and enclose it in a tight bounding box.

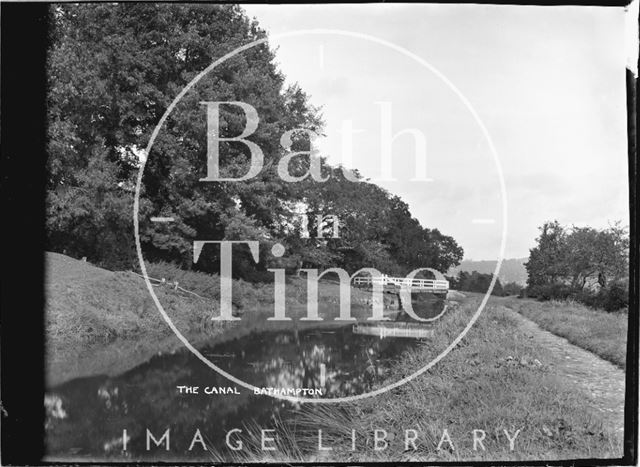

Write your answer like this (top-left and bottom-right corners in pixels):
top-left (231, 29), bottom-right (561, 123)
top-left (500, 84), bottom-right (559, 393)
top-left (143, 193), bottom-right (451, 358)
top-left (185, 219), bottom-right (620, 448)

top-left (242, 4), bottom-right (631, 260)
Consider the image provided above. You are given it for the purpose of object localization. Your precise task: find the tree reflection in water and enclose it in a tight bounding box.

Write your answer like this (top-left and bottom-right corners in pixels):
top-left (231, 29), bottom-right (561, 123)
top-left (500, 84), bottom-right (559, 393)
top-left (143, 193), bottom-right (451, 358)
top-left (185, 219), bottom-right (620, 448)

top-left (45, 325), bottom-right (418, 461)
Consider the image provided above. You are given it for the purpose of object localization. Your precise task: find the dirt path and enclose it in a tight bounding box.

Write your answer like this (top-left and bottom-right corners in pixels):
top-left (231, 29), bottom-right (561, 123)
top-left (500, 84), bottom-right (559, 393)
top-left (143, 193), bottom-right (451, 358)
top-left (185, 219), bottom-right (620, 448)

top-left (499, 305), bottom-right (626, 434)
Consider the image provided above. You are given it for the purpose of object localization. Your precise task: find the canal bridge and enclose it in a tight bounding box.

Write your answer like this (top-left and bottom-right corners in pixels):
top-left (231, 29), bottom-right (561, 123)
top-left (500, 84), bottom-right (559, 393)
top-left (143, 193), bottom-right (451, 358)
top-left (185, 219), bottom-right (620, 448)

top-left (351, 270), bottom-right (451, 338)
top-left (352, 272), bottom-right (449, 296)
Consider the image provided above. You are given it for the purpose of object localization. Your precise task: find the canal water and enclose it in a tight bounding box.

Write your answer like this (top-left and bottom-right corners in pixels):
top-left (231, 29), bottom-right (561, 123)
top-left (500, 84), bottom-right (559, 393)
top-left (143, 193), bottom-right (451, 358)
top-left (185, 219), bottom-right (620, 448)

top-left (45, 324), bottom-right (424, 461)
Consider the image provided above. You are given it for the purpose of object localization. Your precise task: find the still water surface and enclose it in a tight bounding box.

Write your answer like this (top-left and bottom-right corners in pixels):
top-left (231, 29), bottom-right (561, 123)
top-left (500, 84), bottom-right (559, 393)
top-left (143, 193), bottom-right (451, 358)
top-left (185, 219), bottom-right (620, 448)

top-left (45, 325), bottom-right (422, 460)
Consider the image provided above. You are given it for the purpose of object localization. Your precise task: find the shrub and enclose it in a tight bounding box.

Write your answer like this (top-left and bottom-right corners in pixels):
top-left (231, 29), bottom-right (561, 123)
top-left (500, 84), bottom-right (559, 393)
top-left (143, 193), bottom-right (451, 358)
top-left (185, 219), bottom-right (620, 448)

top-left (454, 271), bottom-right (504, 296)
top-left (599, 283), bottom-right (629, 312)
top-left (577, 283), bottom-right (629, 312)
top-left (503, 281), bottom-right (524, 296)
top-left (527, 283), bottom-right (574, 301)
top-left (529, 280), bottom-right (629, 312)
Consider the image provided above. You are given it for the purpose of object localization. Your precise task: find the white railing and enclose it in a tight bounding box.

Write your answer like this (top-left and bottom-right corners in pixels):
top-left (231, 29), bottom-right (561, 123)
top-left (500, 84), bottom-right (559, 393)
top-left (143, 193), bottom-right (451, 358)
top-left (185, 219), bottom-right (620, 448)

top-left (352, 275), bottom-right (449, 290)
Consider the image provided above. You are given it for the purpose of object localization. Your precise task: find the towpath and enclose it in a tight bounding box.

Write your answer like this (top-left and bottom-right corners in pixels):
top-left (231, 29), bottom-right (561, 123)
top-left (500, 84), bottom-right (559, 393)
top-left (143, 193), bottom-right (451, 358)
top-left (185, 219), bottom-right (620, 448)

top-left (499, 304), bottom-right (626, 434)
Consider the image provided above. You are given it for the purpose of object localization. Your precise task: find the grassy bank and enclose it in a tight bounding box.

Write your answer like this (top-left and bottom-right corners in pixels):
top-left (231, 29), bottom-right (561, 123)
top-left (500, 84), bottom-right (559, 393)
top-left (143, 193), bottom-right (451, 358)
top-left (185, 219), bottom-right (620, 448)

top-left (218, 294), bottom-right (622, 462)
top-left (46, 255), bottom-right (623, 461)
top-left (45, 253), bottom-right (397, 386)
top-left (490, 295), bottom-right (628, 369)
top-left (46, 252), bottom-right (215, 386)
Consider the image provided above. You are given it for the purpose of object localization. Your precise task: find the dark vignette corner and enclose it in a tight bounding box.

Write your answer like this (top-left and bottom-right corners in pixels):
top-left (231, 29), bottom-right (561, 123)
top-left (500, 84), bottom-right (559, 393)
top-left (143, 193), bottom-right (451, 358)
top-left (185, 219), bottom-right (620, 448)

top-left (0, 2), bottom-right (49, 465)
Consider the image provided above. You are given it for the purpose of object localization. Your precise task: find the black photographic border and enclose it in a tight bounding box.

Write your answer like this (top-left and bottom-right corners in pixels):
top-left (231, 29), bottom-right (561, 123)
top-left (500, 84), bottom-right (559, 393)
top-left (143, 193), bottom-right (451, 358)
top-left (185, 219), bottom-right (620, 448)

top-left (0, 1), bottom-right (636, 465)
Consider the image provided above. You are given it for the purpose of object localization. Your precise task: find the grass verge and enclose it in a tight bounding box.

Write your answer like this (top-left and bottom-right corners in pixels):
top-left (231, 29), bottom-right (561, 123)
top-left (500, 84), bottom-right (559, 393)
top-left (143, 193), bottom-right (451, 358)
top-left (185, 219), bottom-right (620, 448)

top-left (216, 295), bottom-right (622, 462)
top-left (491, 295), bottom-right (628, 369)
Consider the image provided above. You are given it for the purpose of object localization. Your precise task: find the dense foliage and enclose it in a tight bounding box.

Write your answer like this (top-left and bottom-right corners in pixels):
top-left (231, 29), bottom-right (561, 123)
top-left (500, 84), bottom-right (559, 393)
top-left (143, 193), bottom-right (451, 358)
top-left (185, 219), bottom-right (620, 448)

top-left (502, 281), bottom-right (524, 296)
top-left (525, 221), bottom-right (629, 311)
top-left (448, 271), bottom-right (505, 296)
top-left (46, 4), bottom-right (463, 279)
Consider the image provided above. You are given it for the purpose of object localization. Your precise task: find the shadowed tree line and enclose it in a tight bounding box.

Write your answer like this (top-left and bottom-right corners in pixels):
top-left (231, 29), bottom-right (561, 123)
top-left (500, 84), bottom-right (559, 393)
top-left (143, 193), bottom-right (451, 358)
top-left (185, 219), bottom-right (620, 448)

top-left (46, 4), bottom-right (463, 281)
top-left (524, 221), bottom-right (629, 311)
top-left (447, 271), bottom-right (524, 297)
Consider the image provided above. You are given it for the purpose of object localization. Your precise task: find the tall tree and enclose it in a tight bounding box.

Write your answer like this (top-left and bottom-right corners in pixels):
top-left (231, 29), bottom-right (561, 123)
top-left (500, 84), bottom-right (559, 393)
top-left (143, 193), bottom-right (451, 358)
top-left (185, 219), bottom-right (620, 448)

top-left (46, 4), bottom-right (320, 271)
top-left (525, 220), bottom-right (629, 291)
top-left (46, 4), bottom-right (464, 279)
top-left (525, 220), bottom-right (568, 288)
top-left (564, 224), bottom-right (629, 289)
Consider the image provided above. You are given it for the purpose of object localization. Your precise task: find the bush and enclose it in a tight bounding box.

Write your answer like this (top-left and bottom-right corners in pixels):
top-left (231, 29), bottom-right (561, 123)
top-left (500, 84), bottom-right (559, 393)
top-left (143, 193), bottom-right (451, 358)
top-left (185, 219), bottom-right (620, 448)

top-left (599, 283), bottom-right (629, 312)
top-left (577, 283), bottom-right (628, 312)
top-left (453, 271), bottom-right (504, 296)
top-left (527, 283), bottom-right (574, 301)
top-left (503, 281), bottom-right (524, 296)
top-left (528, 281), bottom-right (628, 312)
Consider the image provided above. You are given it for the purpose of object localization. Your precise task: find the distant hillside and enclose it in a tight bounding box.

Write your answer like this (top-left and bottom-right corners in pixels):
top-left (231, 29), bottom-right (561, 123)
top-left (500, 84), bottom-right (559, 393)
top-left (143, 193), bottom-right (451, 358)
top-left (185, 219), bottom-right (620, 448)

top-left (448, 258), bottom-right (528, 285)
